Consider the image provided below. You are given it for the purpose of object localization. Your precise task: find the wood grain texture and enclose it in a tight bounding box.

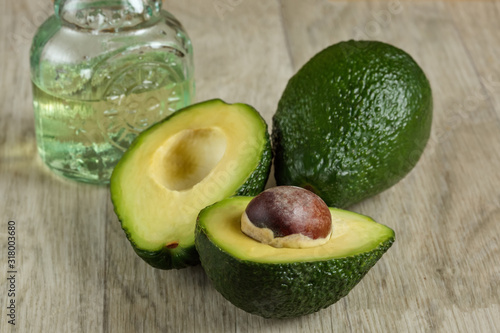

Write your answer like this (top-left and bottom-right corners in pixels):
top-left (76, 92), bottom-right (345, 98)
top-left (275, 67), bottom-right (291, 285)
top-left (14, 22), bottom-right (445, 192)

top-left (1, 0), bottom-right (499, 332)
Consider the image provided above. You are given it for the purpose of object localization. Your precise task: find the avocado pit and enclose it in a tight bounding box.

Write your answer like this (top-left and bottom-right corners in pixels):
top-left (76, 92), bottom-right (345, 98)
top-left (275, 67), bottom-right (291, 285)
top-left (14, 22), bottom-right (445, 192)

top-left (241, 186), bottom-right (332, 248)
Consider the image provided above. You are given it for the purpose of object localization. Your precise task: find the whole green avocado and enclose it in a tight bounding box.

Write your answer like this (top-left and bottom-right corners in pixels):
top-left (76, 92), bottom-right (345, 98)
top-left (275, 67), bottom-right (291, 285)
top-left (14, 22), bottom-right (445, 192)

top-left (272, 40), bottom-right (433, 208)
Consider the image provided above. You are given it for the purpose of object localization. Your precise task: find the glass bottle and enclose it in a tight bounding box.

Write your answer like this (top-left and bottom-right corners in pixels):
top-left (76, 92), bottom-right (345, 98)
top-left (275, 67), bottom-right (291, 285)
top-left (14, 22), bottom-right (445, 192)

top-left (30, 0), bottom-right (194, 184)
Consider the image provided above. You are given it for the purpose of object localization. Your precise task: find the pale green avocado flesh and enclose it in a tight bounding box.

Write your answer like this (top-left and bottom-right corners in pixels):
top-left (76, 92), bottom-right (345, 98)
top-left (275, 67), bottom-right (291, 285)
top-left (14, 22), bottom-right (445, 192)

top-left (111, 99), bottom-right (272, 269)
top-left (195, 196), bottom-right (395, 318)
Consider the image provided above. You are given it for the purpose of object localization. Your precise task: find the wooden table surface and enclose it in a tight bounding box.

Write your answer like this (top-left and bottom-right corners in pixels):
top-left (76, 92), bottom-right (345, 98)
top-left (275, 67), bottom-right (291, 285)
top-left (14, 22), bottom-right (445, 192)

top-left (1, 1), bottom-right (499, 332)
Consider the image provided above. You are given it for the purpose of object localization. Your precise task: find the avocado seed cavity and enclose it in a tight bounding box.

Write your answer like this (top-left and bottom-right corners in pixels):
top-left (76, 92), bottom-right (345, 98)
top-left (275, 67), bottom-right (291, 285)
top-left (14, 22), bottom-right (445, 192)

top-left (241, 186), bottom-right (332, 248)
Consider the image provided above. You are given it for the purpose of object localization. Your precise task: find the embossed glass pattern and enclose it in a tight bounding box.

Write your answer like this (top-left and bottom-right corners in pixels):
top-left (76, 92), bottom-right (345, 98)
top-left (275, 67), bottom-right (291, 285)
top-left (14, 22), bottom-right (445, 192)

top-left (30, 0), bottom-right (194, 184)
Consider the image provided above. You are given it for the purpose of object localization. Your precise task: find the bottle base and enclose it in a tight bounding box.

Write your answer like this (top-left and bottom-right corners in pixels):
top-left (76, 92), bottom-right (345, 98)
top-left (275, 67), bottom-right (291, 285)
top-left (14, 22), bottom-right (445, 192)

top-left (41, 162), bottom-right (111, 185)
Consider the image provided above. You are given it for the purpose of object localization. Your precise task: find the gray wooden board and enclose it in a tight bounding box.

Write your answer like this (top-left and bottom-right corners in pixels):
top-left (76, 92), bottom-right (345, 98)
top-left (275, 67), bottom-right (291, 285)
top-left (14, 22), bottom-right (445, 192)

top-left (0, 1), bottom-right (499, 332)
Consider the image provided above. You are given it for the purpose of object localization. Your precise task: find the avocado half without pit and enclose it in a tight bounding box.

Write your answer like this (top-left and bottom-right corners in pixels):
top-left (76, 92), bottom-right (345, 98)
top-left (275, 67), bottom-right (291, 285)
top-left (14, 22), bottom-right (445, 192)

top-left (195, 186), bottom-right (395, 318)
top-left (110, 99), bottom-right (272, 269)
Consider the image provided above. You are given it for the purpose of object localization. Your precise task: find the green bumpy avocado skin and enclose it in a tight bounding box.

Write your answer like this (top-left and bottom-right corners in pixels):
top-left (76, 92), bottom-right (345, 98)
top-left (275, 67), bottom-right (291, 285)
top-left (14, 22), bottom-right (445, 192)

top-left (272, 40), bottom-right (433, 208)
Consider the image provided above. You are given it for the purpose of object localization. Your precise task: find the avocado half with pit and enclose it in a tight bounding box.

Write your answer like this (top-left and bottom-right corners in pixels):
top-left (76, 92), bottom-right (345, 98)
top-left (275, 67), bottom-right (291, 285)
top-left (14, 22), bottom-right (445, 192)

top-left (195, 196), bottom-right (395, 318)
top-left (110, 99), bottom-right (272, 269)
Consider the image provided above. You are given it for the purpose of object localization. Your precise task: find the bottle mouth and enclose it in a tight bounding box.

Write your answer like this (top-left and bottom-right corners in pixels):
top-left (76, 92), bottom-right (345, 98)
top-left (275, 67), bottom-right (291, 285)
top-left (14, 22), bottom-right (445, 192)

top-left (55, 0), bottom-right (162, 31)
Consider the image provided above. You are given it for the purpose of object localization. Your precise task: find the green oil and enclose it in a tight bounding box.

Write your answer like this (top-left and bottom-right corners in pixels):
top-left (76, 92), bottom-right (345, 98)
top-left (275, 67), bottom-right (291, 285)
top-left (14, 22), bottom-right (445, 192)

top-left (33, 58), bottom-right (194, 184)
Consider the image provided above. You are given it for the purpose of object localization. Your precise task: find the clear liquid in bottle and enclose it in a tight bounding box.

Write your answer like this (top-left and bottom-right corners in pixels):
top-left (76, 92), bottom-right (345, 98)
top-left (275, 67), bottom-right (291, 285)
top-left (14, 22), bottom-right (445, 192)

top-left (30, 0), bottom-right (194, 184)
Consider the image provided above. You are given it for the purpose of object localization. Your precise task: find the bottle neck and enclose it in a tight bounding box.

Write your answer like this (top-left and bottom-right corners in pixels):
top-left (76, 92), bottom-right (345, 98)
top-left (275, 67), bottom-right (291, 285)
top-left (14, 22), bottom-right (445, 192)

top-left (54, 0), bottom-right (162, 31)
